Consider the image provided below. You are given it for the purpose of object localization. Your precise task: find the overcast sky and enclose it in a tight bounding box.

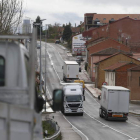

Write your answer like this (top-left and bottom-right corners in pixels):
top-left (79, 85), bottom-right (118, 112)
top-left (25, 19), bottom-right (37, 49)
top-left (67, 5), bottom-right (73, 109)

top-left (23, 0), bottom-right (140, 27)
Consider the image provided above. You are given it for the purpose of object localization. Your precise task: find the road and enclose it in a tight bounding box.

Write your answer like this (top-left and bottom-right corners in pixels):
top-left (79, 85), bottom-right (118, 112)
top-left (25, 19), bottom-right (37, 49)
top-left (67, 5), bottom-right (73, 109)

top-left (37, 42), bottom-right (140, 140)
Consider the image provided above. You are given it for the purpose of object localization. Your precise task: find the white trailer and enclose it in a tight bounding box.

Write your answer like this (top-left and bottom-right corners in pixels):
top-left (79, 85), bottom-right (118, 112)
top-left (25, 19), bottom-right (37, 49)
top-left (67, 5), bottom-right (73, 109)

top-left (63, 61), bottom-right (79, 82)
top-left (62, 84), bottom-right (85, 116)
top-left (99, 86), bottom-right (130, 121)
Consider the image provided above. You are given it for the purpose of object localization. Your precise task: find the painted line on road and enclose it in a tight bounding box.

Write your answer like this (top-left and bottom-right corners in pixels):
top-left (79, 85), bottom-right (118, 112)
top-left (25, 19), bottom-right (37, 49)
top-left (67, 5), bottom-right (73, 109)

top-left (60, 112), bottom-right (89, 140)
top-left (84, 111), bottom-right (137, 140)
top-left (46, 49), bottom-right (62, 83)
top-left (48, 44), bottom-right (64, 61)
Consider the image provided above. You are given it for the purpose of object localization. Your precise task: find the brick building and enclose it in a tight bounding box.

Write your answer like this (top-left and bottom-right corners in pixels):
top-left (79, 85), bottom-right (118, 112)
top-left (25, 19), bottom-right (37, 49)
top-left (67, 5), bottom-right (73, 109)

top-left (83, 17), bottom-right (140, 51)
top-left (104, 62), bottom-right (137, 87)
top-left (85, 38), bottom-right (131, 81)
top-left (128, 65), bottom-right (140, 100)
top-left (94, 53), bottom-right (140, 88)
top-left (84, 13), bottom-right (140, 31)
top-left (90, 47), bottom-right (131, 82)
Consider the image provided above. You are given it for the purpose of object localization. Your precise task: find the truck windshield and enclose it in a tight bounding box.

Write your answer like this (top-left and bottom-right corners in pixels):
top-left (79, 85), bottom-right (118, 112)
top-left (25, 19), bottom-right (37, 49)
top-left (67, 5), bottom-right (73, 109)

top-left (66, 95), bottom-right (82, 102)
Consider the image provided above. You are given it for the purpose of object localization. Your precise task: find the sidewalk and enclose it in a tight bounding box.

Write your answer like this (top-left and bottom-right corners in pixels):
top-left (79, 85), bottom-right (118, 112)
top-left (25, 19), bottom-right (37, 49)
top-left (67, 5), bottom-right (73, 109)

top-left (42, 112), bottom-right (82, 140)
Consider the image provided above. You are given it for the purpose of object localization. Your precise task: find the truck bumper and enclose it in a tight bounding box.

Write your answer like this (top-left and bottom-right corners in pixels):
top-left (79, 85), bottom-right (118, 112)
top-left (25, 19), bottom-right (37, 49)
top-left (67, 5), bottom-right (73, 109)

top-left (64, 108), bottom-right (83, 114)
top-left (108, 117), bottom-right (128, 121)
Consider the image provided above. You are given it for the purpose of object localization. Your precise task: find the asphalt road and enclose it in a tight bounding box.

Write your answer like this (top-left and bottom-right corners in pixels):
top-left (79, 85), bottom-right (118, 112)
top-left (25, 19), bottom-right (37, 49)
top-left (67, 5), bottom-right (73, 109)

top-left (37, 42), bottom-right (140, 140)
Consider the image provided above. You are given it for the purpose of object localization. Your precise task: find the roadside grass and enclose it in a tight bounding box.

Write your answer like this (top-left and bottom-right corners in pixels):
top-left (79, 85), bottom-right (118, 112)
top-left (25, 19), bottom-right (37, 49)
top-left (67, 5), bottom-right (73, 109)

top-left (42, 121), bottom-right (62, 140)
top-left (42, 121), bottom-right (55, 138)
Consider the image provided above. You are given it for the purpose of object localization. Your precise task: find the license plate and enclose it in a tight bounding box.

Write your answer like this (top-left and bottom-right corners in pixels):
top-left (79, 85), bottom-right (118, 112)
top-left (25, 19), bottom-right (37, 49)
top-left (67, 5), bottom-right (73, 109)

top-left (112, 114), bottom-right (123, 117)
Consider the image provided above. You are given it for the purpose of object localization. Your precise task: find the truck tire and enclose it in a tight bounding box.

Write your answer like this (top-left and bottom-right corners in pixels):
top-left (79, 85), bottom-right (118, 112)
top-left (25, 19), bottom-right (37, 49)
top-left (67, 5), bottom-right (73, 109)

top-left (104, 112), bottom-right (108, 120)
top-left (99, 108), bottom-right (103, 118)
top-left (79, 113), bottom-right (83, 116)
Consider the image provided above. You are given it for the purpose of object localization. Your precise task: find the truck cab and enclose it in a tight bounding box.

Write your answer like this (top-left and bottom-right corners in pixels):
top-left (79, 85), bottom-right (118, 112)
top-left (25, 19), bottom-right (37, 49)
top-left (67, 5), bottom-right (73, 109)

top-left (62, 84), bottom-right (85, 116)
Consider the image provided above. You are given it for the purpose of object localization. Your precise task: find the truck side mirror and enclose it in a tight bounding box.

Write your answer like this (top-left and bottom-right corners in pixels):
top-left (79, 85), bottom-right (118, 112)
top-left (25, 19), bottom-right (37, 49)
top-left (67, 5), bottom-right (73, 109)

top-left (52, 89), bottom-right (64, 111)
top-left (98, 95), bottom-right (101, 100)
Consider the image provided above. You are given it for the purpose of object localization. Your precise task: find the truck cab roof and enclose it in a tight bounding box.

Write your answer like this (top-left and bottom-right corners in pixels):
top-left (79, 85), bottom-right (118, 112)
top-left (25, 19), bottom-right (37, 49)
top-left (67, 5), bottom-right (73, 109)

top-left (63, 84), bottom-right (83, 96)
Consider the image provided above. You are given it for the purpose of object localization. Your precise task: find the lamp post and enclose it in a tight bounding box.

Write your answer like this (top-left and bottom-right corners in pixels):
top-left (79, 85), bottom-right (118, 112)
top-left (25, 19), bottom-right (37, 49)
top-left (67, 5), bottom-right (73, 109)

top-left (34, 19), bottom-right (46, 94)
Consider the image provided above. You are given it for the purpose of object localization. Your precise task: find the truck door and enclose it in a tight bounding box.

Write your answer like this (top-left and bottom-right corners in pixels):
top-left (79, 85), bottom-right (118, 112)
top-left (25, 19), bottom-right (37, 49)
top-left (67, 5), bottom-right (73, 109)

top-left (108, 91), bottom-right (119, 112)
top-left (118, 91), bottom-right (129, 112)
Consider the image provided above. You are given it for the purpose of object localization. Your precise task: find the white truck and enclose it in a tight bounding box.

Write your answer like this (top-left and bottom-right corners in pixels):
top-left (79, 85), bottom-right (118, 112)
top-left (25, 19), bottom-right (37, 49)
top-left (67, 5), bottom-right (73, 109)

top-left (61, 84), bottom-right (85, 116)
top-left (0, 29), bottom-right (44, 140)
top-left (99, 86), bottom-right (130, 121)
top-left (63, 61), bottom-right (79, 82)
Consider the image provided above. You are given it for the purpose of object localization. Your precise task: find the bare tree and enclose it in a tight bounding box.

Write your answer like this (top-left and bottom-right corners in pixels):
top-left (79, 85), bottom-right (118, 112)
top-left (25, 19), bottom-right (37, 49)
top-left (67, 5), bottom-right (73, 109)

top-left (0, 0), bottom-right (23, 34)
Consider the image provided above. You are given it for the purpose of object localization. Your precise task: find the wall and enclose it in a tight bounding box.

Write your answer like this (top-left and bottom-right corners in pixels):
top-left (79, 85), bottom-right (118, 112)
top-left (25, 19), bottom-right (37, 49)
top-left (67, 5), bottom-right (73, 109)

top-left (91, 55), bottom-right (108, 81)
top-left (128, 71), bottom-right (140, 100)
top-left (95, 53), bottom-right (140, 88)
top-left (115, 63), bottom-right (137, 88)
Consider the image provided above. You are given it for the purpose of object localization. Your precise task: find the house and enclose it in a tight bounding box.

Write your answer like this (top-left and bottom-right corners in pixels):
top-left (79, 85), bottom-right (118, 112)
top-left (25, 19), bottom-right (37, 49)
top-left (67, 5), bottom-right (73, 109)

top-left (104, 62), bottom-right (137, 87)
top-left (94, 53), bottom-right (140, 88)
top-left (90, 47), bottom-right (131, 82)
top-left (128, 65), bottom-right (140, 100)
top-left (83, 17), bottom-right (140, 51)
top-left (85, 38), bottom-right (131, 81)
top-left (84, 13), bottom-right (140, 31)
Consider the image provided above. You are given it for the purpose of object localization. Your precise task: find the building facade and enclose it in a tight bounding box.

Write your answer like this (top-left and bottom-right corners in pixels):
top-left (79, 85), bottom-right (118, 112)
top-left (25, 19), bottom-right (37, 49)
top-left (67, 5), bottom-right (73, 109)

top-left (94, 53), bottom-right (140, 88)
top-left (128, 65), bottom-right (140, 100)
top-left (22, 19), bottom-right (31, 34)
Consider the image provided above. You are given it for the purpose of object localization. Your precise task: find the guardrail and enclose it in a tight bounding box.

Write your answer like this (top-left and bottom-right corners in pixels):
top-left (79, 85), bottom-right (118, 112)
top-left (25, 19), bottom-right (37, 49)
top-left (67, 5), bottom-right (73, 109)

top-left (43, 118), bottom-right (61, 140)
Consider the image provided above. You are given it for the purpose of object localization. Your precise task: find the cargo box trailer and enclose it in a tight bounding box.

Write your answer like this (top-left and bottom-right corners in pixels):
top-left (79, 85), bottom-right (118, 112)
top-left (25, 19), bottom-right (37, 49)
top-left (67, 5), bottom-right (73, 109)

top-left (99, 86), bottom-right (130, 121)
top-left (63, 61), bottom-right (79, 82)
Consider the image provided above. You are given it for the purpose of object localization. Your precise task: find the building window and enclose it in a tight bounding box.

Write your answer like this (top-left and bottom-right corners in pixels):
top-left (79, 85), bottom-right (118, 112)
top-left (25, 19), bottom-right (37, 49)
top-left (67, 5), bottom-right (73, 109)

top-left (0, 56), bottom-right (5, 86)
top-left (111, 18), bottom-right (114, 20)
top-left (103, 18), bottom-right (106, 20)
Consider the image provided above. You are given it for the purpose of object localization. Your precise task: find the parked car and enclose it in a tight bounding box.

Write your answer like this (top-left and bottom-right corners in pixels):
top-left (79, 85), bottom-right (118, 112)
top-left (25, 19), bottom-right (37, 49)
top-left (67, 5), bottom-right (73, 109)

top-left (77, 56), bottom-right (83, 61)
top-left (55, 40), bottom-right (60, 44)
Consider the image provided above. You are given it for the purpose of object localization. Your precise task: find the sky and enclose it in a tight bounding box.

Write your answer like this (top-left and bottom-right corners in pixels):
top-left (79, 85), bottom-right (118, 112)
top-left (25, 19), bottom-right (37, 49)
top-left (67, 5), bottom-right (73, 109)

top-left (23, 0), bottom-right (140, 27)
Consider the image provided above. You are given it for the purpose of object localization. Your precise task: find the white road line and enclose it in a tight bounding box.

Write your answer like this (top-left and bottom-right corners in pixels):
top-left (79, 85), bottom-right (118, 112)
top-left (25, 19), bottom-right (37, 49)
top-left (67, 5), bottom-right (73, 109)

top-left (46, 44), bottom-right (63, 83)
top-left (61, 112), bottom-right (89, 140)
top-left (84, 111), bottom-right (137, 140)
top-left (48, 44), bottom-right (64, 61)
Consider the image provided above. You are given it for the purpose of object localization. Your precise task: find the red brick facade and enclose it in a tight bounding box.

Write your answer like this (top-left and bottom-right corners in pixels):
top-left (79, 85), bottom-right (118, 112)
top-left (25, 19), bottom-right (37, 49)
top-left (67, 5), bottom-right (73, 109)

top-left (115, 63), bottom-right (137, 88)
top-left (84, 17), bottom-right (140, 50)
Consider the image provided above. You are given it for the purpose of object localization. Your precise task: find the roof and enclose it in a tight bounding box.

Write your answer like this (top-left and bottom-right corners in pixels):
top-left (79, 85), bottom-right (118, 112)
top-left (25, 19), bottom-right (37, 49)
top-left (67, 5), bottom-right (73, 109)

top-left (71, 27), bottom-right (81, 33)
top-left (93, 14), bottom-right (140, 24)
top-left (64, 61), bottom-right (78, 65)
top-left (94, 52), bottom-right (140, 64)
top-left (104, 62), bottom-right (129, 71)
top-left (128, 65), bottom-right (140, 71)
top-left (91, 47), bottom-right (131, 56)
top-left (102, 85), bottom-right (130, 91)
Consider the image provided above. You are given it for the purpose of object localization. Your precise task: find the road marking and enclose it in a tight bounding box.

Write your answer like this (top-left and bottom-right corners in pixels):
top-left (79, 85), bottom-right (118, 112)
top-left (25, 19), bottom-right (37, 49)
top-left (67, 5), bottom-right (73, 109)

top-left (61, 112), bottom-right (89, 140)
top-left (48, 44), bottom-right (64, 61)
top-left (84, 111), bottom-right (137, 140)
top-left (46, 48), bottom-right (62, 83)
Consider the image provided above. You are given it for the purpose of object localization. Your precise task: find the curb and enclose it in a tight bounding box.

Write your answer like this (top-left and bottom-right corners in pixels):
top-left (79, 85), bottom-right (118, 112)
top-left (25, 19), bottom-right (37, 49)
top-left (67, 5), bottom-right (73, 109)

top-left (85, 86), bottom-right (97, 98)
top-left (129, 111), bottom-right (140, 116)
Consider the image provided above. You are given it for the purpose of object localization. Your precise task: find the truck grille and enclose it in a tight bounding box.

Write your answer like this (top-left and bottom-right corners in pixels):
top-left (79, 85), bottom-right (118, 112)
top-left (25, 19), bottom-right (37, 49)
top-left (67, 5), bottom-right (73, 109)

top-left (68, 104), bottom-right (80, 108)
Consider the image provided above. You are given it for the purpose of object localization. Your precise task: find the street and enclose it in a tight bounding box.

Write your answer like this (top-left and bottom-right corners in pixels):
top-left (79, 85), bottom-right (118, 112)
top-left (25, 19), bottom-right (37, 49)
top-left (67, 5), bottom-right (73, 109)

top-left (38, 42), bottom-right (140, 140)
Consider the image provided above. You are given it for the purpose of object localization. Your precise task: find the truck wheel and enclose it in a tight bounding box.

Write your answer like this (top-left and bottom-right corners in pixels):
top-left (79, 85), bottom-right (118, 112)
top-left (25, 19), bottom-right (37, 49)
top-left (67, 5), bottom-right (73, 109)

top-left (99, 108), bottom-right (103, 118)
top-left (80, 113), bottom-right (83, 116)
top-left (104, 112), bottom-right (108, 120)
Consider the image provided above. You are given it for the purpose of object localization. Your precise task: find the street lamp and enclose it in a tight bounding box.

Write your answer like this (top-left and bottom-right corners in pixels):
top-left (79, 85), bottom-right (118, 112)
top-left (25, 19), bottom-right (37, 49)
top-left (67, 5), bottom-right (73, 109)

top-left (34, 19), bottom-right (46, 94)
